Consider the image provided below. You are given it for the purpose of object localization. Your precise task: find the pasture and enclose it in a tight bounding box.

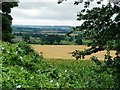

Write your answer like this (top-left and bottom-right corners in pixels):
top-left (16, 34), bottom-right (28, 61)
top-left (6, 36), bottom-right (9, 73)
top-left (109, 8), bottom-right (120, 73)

top-left (31, 45), bottom-right (116, 60)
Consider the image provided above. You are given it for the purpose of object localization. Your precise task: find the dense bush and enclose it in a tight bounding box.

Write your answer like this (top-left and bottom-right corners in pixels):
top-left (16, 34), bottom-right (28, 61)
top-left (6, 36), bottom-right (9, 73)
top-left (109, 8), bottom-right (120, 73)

top-left (1, 42), bottom-right (51, 88)
top-left (0, 42), bottom-right (115, 89)
top-left (91, 55), bottom-right (120, 88)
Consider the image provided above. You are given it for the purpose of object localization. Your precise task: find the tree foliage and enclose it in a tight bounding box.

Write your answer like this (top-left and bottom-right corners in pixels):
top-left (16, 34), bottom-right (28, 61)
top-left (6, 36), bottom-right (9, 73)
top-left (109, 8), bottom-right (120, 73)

top-left (59, 0), bottom-right (120, 88)
top-left (58, 0), bottom-right (120, 6)
top-left (76, 2), bottom-right (120, 52)
top-left (60, 0), bottom-right (120, 58)
top-left (58, 0), bottom-right (120, 55)
top-left (75, 34), bottom-right (83, 45)
top-left (22, 34), bottom-right (30, 43)
top-left (1, 2), bottom-right (19, 42)
top-left (2, 2), bottom-right (18, 14)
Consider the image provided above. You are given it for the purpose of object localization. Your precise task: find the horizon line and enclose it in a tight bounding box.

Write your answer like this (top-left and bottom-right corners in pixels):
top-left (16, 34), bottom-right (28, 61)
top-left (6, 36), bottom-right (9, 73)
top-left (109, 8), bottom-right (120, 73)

top-left (12, 24), bottom-right (77, 26)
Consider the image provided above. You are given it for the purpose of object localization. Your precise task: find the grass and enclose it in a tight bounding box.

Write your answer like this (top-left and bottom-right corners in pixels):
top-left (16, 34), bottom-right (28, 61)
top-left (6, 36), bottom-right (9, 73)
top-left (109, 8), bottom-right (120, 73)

top-left (45, 59), bottom-right (114, 88)
top-left (46, 59), bottom-right (96, 67)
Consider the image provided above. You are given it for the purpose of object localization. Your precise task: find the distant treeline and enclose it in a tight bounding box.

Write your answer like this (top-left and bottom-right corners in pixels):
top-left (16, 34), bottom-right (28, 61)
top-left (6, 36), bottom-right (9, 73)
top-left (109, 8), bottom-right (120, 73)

top-left (12, 25), bottom-right (72, 35)
top-left (12, 25), bottom-right (90, 45)
top-left (13, 33), bottom-right (84, 45)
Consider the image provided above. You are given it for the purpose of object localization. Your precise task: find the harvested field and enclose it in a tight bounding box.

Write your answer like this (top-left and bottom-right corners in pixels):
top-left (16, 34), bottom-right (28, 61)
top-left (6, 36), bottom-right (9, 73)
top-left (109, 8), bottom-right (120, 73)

top-left (31, 45), bottom-right (116, 60)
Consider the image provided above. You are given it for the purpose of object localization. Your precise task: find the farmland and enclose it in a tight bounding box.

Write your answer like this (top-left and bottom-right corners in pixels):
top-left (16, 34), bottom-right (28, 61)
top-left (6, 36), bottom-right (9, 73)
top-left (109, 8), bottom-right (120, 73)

top-left (31, 45), bottom-right (116, 60)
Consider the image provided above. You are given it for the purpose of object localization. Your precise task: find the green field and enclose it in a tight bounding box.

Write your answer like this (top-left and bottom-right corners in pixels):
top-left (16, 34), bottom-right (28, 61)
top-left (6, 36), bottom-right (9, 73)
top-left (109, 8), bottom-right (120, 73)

top-left (1, 42), bottom-right (115, 88)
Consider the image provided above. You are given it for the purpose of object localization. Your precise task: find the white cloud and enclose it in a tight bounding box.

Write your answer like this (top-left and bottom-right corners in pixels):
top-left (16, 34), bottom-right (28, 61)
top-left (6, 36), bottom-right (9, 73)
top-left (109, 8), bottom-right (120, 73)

top-left (11, 0), bottom-right (108, 26)
top-left (20, 0), bottom-right (58, 2)
top-left (11, 1), bottom-right (85, 26)
top-left (12, 17), bottom-right (83, 26)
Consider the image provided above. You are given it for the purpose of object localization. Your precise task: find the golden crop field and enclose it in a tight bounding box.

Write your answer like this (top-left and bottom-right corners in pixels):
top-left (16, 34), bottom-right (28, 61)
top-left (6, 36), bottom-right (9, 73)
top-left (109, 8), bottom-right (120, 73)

top-left (31, 45), bottom-right (116, 60)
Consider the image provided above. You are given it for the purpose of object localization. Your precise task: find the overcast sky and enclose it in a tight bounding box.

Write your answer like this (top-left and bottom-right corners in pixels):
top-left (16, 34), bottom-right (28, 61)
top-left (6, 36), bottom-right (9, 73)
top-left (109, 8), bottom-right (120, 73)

top-left (11, 0), bottom-right (107, 26)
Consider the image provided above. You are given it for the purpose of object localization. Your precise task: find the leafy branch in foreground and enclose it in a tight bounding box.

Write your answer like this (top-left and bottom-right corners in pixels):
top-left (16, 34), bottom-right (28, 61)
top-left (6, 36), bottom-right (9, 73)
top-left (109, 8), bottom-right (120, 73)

top-left (70, 2), bottom-right (120, 60)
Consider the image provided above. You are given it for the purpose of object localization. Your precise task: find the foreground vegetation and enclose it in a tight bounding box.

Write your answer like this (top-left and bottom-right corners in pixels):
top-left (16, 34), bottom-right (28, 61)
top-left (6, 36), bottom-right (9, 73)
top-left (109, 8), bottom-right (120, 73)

top-left (1, 42), bottom-right (116, 89)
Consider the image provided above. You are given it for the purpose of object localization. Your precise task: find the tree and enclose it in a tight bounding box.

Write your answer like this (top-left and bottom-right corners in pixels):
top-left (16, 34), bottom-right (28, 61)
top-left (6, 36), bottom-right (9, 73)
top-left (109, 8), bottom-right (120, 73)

top-left (22, 34), bottom-right (30, 43)
top-left (55, 35), bottom-right (64, 44)
top-left (75, 34), bottom-right (83, 45)
top-left (58, 0), bottom-right (120, 54)
top-left (46, 35), bottom-right (56, 44)
top-left (68, 36), bottom-right (74, 41)
top-left (75, 2), bottom-right (119, 54)
top-left (1, 1), bottom-right (19, 42)
top-left (59, 0), bottom-right (120, 58)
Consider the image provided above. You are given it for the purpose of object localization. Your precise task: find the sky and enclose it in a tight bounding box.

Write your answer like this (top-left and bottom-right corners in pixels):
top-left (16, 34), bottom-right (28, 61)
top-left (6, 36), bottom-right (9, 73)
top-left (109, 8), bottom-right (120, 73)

top-left (11, 0), bottom-right (107, 26)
